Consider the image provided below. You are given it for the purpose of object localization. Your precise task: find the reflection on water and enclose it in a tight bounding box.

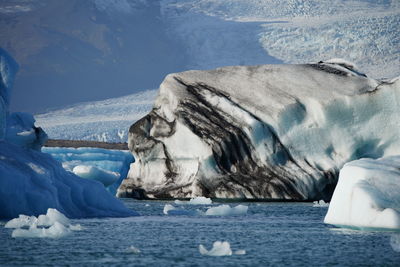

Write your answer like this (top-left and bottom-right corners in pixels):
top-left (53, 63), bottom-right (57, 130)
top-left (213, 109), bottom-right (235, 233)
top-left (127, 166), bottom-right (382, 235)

top-left (390, 234), bottom-right (400, 252)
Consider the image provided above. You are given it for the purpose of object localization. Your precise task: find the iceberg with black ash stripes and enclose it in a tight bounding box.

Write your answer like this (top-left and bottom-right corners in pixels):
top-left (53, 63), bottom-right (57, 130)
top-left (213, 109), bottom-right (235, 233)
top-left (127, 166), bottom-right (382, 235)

top-left (118, 60), bottom-right (400, 200)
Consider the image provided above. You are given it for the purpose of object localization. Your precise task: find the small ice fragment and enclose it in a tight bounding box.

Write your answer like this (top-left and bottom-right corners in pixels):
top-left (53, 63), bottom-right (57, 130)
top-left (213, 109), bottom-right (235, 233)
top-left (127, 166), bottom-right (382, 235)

top-left (163, 204), bottom-right (197, 216)
top-left (69, 224), bottom-right (83, 231)
top-left (205, 204), bottom-right (248, 216)
top-left (145, 204), bottom-right (150, 207)
top-left (199, 241), bottom-right (232, 256)
top-left (189, 197), bottom-right (212, 205)
top-left (163, 204), bottom-right (176, 215)
top-left (313, 200), bottom-right (329, 207)
top-left (126, 246), bottom-right (141, 254)
top-left (174, 200), bottom-right (185, 204)
top-left (234, 250), bottom-right (246, 255)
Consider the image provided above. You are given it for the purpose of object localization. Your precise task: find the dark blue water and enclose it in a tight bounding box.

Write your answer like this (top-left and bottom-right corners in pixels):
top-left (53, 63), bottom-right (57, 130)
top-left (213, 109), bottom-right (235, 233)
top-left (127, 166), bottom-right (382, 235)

top-left (1, 200), bottom-right (399, 266)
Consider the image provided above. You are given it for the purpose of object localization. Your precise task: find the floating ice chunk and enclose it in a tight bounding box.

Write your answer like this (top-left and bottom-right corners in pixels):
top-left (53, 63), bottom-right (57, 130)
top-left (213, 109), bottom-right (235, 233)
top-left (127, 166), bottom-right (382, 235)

top-left (11, 221), bottom-right (71, 239)
top-left (324, 156), bottom-right (400, 230)
top-left (390, 235), bottom-right (400, 252)
top-left (126, 246), bottom-right (141, 254)
top-left (199, 241), bottom-right (232, 256)
top-left (73, 165), bottom-right (120, 187)
top-left (234, 249), bottom-right (246, 255)
top-left (313, 200), bottom-right (329, 207)
top-left (68, 224), bottom-right (83, 231)
top-left (5, 214), bottom-right (37, 228)
top-left (205, 205), bottom-right (248, 216)
top-left (37, 208), bottom-right (70, 227)
top-left (163, 204), bottom-right (175, 215)
top-left (163, 204), bottom-right (198, 216)
top-left (6, 208), bottom-right (82, 238)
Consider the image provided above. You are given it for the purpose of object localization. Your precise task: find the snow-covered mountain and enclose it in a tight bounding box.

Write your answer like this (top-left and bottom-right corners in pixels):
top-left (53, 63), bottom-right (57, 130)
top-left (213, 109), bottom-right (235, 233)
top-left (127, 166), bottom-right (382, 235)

top-left (30, 0), bottom-right (400, 142)
top-left (2, 0), bottom-right (398, 114)
top-left (118, 61), bottom-right (400, 200)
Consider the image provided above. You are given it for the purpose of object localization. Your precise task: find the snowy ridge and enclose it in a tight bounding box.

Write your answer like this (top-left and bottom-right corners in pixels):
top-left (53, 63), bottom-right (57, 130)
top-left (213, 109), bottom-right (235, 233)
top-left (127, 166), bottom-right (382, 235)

top-left (35, 89), bottom-right (157, 142)
top-left (118, 62), bottom-right (400, 200)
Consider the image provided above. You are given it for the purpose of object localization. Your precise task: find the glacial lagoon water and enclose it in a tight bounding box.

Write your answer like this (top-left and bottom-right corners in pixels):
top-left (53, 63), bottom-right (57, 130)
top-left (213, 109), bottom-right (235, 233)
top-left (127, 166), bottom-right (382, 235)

top-left (1, 200), bottom-right (399, 266)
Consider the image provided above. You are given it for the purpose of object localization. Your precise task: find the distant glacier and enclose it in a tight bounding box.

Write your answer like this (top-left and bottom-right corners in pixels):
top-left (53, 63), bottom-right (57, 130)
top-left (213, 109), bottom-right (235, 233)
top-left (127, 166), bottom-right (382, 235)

top-left (35, 89), bottom-right (157, 143)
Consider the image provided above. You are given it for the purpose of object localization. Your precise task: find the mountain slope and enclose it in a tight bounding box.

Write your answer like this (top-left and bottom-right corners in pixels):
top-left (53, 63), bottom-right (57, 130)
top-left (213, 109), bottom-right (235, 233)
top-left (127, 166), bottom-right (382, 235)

top-left (1, 0), bottom-right (398, 114)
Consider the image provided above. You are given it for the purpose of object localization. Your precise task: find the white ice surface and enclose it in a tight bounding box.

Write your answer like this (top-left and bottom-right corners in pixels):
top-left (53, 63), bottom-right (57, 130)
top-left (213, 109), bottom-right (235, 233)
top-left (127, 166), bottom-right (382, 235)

top-left (324, 156), bottom-right (400, 230)
top-left (174, 197), bottom-right (212, 205)
top-left (35, 89), bottom-right (157, 142)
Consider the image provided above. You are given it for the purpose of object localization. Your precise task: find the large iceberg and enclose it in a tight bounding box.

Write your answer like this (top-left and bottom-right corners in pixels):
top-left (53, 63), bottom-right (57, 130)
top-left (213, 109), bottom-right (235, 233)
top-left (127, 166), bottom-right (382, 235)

top-left (0, 48), bottom-right (136, 219)
top-left (118, 61), bottom-right (400, 200)
top-left (324, 156), bottom-right (400, 230)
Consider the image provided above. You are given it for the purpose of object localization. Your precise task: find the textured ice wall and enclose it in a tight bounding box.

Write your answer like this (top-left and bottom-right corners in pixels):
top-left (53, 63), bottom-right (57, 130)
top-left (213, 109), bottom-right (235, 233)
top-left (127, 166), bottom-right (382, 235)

top-left (0, 48), bottom-right (18, 139)
top-left (43, 147), bottom-right (134, 195)
top-left (324, 156), bottom-right (400, 230)
top-left (6, 112), bottom-right (48, 150)
top-left (0, 142), bottom-right (137, 219)
top-left (119, 61), bottom-right (400, 200)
